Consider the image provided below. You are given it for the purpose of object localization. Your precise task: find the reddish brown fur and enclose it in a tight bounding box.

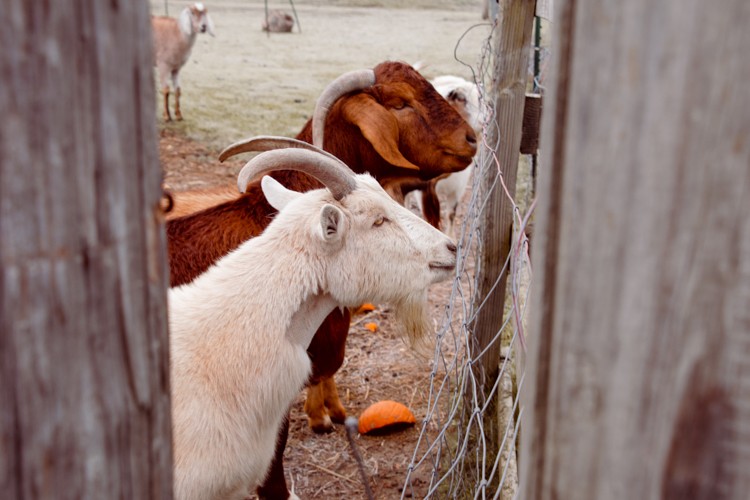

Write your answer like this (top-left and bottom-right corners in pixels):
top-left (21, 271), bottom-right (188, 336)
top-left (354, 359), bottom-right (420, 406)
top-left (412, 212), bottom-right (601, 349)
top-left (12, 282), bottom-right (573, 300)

top-left (166, 185), bottom-right (240, 220)
top-left (166, 61), bottom-right (475, 499)
top-left (420, 181), bottom-right (443, 229)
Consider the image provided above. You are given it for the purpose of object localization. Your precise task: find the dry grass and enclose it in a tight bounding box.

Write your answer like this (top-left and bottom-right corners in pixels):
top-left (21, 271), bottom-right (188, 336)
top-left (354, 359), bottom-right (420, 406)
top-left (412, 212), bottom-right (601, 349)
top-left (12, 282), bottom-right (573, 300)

top-left (150, 0), bottom-right (491, 150)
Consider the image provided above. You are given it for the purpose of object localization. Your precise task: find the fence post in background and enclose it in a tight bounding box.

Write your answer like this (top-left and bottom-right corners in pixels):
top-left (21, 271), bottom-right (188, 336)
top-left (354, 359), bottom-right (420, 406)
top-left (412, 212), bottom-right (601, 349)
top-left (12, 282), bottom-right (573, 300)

top-left (520, 0), bottom-right (750, 498)
top-left (469, 0), bottom-right (536, 489)
top-left (1, 0), bottom-right (172, 497)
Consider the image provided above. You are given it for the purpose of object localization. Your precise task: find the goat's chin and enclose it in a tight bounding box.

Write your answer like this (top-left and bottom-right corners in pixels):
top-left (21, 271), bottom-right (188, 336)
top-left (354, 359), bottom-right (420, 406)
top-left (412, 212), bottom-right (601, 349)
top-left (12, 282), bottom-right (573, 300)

top-left (440, 152), bottom-right (475, 173)
top-left (392, 292), bottom-right (433, 354)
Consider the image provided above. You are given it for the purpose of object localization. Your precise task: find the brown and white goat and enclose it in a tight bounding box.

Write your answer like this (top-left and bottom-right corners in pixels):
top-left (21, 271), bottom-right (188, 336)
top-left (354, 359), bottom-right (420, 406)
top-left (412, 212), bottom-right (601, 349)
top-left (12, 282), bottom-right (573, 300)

top-left (406, 75), bottom-right (486, 236)
top-left (151, 2), bottom-right (215, 121)
top-left (166, 61), bottom-right (475, 499)
top-left (169, 140), bottom-right (456, 500)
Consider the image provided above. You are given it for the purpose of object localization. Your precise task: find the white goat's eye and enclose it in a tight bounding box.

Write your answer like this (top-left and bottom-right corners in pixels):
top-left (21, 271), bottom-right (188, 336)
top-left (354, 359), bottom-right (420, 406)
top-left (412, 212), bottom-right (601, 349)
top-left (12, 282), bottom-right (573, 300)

top-left (373, 216), bottom-right (387, 227)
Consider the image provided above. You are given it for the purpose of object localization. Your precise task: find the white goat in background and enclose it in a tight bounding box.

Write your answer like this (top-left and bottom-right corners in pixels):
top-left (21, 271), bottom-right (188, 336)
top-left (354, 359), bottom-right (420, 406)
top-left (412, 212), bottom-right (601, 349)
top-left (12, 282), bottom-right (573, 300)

top-left (169, 137), bottom-right (457, 500)
top-left (151, 2), bottom-right (214, 121)
top-left (262, 9), bottom-right (295, 33)
top-left (406, 75), bottom-right (485, 237)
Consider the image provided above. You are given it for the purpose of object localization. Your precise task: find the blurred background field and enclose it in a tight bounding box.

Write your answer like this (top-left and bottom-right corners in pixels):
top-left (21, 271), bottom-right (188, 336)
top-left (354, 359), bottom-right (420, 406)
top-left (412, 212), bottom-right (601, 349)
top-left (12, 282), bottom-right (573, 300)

top-left (149, 0), bottom-right (490, 148)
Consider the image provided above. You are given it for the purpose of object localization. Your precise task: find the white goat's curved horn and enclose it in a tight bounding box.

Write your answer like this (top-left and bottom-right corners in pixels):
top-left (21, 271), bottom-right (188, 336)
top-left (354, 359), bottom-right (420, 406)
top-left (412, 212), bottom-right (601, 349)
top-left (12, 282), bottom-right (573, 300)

top-left (237, 149), bottom-right (356, 201)
top-left (312, 69), bottom-right (376, 148)
top-left (219, 136), bottom-right (341, 165)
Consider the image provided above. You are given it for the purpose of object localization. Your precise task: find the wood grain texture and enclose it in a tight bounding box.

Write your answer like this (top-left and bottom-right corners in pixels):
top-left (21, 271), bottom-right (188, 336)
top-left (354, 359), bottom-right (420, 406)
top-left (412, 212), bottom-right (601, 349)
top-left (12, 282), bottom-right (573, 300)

top-left (470, 2), bottom-right (536, 494)
top-left (0, 1), bottom-right (171, 498)
top-left (472, 0), bottom-right (536, 386)
top-left (521, 0), bottom-right (750, 498)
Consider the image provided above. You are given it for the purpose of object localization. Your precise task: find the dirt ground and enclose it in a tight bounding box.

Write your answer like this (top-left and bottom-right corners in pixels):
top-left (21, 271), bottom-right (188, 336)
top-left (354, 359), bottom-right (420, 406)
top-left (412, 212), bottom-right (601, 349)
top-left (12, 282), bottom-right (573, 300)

top-left (154, 1), bottom-right (490, 498)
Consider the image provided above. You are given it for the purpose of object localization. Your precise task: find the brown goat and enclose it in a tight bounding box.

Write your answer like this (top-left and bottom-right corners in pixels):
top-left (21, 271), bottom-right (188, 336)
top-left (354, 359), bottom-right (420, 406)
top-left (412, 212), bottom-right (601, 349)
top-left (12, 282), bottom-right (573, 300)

top-left (166, 60), bottom-right (476, 499)
top-left (151, 3), bottom-right (215, 121)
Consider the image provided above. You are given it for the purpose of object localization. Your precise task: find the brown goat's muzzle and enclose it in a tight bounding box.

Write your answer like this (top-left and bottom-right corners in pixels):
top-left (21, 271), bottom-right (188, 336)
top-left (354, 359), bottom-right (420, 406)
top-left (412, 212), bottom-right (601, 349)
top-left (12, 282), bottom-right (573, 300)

top-left (456, 126), bottom-right (478, 158)
top-left (438, 124), bottom-right (478, 173)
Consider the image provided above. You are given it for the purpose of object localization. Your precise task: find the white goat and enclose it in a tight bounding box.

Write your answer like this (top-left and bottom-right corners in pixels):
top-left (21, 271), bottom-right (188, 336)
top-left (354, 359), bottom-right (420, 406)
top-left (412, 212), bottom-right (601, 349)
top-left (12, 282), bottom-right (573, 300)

top-left (262, 9), bottom-right (295, 33)
top-left (151, 2), bottom-right (215, 121)
top-left (406, 75), bottom-right (484, 237)
top-left (168, 137), bottom-right (457, 500)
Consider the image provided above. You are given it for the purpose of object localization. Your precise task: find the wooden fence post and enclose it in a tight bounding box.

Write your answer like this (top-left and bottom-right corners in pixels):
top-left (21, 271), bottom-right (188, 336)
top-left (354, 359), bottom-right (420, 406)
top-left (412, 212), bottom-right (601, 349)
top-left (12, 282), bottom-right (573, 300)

top-left (0, 1), bottom-right (172, 498)
top-left (521, 0), bottom-right (750, 498)
top-left (473, 0), bottom-right (536, 398)
top-left (469, 0), bottom-right (536, 489)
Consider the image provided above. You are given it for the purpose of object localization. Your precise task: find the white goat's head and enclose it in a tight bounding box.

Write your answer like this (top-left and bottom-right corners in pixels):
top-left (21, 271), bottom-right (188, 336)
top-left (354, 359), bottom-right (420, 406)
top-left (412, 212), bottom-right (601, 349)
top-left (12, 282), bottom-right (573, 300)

top-left (180, 2), bottom-right (215, 37)
top-left (223, 136), bottom-right (458, 346)
top-left (431, 75), bottom-right (485, 134)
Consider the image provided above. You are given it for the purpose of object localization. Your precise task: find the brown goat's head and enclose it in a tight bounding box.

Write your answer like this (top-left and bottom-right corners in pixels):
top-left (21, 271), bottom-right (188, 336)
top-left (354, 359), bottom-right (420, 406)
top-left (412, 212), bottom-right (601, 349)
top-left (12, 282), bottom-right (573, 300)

top-left (307, 61), bottom-right (477, 183)
top-left (370, 62), bottom-right (477, 176)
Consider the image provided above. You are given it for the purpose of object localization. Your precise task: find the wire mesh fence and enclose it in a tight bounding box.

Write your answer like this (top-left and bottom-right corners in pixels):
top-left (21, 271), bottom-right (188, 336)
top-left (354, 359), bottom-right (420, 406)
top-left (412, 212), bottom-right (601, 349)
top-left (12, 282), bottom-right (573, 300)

top-left (401, 15), bottom-right (550, 499)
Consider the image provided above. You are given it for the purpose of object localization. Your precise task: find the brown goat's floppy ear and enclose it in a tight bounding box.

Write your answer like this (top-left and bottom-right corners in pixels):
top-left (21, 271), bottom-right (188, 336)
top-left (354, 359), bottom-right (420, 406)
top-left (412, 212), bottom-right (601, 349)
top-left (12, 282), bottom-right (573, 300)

top-left (341, 94), bottom-right (420, 171)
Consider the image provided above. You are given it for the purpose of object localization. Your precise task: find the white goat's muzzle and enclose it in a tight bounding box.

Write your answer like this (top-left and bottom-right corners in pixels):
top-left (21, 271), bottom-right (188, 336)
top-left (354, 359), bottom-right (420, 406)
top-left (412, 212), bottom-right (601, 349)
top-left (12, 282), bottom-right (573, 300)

top-left (428, 240), bottom-right (457, 282)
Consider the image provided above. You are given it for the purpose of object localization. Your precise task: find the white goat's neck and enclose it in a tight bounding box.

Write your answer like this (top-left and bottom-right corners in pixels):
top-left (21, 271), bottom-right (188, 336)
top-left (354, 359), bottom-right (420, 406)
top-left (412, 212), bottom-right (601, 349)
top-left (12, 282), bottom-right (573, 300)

top-left (172, 231), bottom-right (333, 350)
top-left (182, 27), bottom-right (198, 44)
top-left (286, 293), bottom-right (338, 346)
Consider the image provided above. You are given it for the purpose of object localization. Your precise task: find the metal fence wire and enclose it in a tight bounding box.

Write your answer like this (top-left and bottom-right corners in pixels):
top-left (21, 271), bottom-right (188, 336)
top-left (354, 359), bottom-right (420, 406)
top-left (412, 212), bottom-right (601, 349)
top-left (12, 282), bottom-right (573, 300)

top-left (401, 17), bottom-right (550, 500)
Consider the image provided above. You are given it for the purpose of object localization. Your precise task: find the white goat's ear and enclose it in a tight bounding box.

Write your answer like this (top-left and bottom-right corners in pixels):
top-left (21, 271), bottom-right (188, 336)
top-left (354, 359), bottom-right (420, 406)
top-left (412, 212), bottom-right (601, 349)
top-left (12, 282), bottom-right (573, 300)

top-left (179, 8), bottom-right (193, 35)
top-left (319, 204), bottom-right (345, 243)
top-left (261, 176), bottom-right (302, 211)
top-left (206, 14), bottom-right (216, 36)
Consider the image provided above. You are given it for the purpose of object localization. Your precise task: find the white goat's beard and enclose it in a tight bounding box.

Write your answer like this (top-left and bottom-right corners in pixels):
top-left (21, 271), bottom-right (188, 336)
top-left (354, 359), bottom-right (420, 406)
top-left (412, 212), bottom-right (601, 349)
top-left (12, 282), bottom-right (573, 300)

top-left (392, 290), bottom-right (432, 351)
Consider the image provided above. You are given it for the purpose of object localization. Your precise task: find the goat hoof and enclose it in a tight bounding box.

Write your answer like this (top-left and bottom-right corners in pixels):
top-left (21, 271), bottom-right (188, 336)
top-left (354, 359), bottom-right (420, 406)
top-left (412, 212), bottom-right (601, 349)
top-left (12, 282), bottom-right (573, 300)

top-left (309, 415), bottom-right (334, 434)
top-left (327, 407), bottom-right (347, 424)
top-left (175, 114), bottom-right (183, 121)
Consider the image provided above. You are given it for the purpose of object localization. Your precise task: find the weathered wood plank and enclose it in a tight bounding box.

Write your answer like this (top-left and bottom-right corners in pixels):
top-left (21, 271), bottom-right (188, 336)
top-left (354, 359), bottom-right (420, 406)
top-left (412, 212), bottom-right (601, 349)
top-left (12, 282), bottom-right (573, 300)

top-left (521, 0), bottom-right (750, 499)
top-left (470, 1), bottom-right (536, 494)
top-left (0, 1), bottom-right (171, 498)
top-left (472, 0), bottom-right (536, 390)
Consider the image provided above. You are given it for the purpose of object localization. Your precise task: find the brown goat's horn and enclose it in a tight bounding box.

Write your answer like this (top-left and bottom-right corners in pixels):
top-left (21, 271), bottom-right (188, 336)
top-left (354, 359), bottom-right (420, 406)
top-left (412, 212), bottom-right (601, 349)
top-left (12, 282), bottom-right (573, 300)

top-left (312, 69), bottom-right (376, 148)
top-left (219, 135), bottom-right (341, 164)
top-left (237, 148), bottom-right (356, 201)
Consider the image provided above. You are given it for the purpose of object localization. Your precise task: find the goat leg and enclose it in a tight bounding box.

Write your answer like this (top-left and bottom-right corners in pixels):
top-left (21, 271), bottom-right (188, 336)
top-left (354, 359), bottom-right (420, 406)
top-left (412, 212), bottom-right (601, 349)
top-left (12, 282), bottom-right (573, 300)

top-left (161, 86), bottom-right (172, 122)
top-left (303, 309), bottom-right (350, 433)
top-left (174, 87), bottom-right (183, 121)
top-left (322, 376), bottom-right (347, 424)
top-left (304, 382), bottom-right (333, 433)
top-left (421, 182), bottom-right (443, 229)
top-left (256, 413), bottom-right (292, 500)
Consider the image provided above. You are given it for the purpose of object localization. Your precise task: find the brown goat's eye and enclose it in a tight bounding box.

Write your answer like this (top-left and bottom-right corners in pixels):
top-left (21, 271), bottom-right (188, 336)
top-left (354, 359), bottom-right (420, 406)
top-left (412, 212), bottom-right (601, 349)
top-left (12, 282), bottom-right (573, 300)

top-left (373, 216), bottom-right (387, 227)
top-left (390, 100), bottom-right (407, 110)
